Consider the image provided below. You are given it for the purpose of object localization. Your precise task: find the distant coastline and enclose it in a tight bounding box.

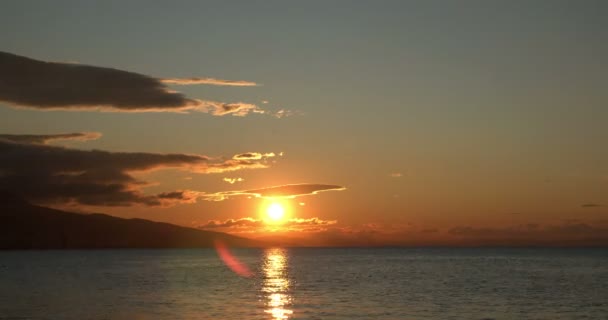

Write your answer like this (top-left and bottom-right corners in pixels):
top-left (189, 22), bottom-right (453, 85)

top-left (0, 194), bottom-right (262, 249)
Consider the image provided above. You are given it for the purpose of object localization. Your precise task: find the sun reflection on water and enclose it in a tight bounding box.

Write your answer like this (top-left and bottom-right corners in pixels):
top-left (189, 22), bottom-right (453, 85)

top-left (262, 248), bottom-right (293, 319)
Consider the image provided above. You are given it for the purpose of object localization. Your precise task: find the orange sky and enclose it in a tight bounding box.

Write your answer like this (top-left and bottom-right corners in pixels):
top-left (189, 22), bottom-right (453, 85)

top-left (1, 1), bottom-right (607, 246)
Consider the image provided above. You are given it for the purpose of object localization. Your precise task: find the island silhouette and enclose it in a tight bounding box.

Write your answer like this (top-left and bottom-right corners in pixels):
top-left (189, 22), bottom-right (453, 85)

top-left (0, 192), bottom-right (261, 249)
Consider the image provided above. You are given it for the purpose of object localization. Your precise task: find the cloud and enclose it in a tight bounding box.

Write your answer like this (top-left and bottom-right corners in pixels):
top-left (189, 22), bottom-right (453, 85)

top-left (201, 183), bottom-right (346, 201)
top-left (199, 101), bottom-right (266, 116)
top-left (223, 177), bottom-right (244, 184)
top-left (449, 224), bottom-right (539, 237)
top-left (0, 51), bottom-right (266, 116)
top-left (0, 134), bottom-right (271, 206)
top-left (199, 217), bottom-right (261, 229)
top-left (251, 223), bottom-right (417, 246)
top-left (198, 217), bottom-right (337, 230)
top-left (289, 217), bottom-right (337, 226)
top-left (252, 221), bottom-right (608, 247)
top-left (161, 77), bottom-right (258, 87)
top-left (244, 184), bottom-right (346, 197)
top-left (202, 159), bottom-right (269, 174)
top-left (448, 223), bottom-right (608, 246)
top-left (389, 172), bottom-right (403, 178)
top-left (421, 228), bottom-right (439, 233)
top-left (273, 109), bottom-right (294, 118)
top-left (0, 132), bottom-right (101, 144)
top-left (582, 203), bottom-right (603, 208)
top-left (155, 190), bottom-right (200, 204)
top-left (232, 152), bottom-right (275, 160)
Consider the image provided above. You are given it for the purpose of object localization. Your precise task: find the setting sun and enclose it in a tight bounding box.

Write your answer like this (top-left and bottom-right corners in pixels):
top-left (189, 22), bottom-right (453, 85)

top-left (266, 203), bottom-right (285, 222)
top-left (1, 2), bottom-right (606, 320)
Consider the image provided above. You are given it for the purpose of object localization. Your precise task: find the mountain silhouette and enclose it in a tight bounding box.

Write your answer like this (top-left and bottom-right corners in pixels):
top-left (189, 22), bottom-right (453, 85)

top-left (0, 192), bottom-right (261, 249)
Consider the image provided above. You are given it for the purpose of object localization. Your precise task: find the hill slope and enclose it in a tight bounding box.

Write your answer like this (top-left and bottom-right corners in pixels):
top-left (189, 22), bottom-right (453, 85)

top-left (0, 196), bottom-right (260, 249)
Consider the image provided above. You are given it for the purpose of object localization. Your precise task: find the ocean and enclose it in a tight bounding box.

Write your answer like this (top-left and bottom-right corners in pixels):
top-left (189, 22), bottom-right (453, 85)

top-left (0, 248), bottom-right (606, 319)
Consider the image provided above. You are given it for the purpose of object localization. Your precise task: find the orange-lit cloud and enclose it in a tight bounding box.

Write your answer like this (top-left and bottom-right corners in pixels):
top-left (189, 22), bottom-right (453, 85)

top-left (389, 172), bottom-right (402, 178)
top-left (202, 159), bottom-right (269, 174)
top-left (201, 183), bottom-right (346, 201)
top-left (0, 51), bottom-right (271, 116)
top-left (0, 133), bottom-right (272, 207)
top-left (161, 77), bottom-right (258, 87)
top-left (198, 101), bottom-right (266, 116)
top-left (199, 217), bottom-right (337, 231)
top-left (223, 177), bottom-right (244, 184)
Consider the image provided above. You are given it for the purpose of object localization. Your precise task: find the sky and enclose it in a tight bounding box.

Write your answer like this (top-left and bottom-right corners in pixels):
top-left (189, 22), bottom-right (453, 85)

top-left (1, 0), bottom-right (607, 246)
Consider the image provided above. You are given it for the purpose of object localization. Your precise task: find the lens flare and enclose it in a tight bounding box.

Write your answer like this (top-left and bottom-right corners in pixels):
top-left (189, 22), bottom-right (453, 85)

top-left (214, 240), bottom-right (253, 278)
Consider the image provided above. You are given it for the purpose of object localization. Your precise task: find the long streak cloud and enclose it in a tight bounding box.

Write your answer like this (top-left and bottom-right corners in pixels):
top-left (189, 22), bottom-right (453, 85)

top-left (0, 51), bottom-right (267, 116)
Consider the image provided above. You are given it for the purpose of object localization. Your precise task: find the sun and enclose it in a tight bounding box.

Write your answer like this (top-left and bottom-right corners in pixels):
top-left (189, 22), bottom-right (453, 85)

top-left (261, 199), bottom-right (290, 224)
top-left (266, 202), bottom-right (285, 221)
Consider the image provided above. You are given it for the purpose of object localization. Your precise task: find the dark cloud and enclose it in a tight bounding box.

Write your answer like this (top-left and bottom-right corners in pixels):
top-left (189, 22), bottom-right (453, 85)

top-left (232, 152), bottom-right (275, 160)
top-left (0, 51), bottom-right (265, 116)
top-left (582, 203), bottom-right (603, 208)
top-left (0, 132), bottom-right (101, 144)
top-left (0, 135), bottom-right (270, 206)
top-left (202, 183), bottom-right (346, 201)
top-left (155, 190), bottom-right (200, 205)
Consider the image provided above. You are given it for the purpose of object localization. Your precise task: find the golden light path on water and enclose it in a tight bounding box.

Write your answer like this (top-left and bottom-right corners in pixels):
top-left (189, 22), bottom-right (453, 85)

top-left (262, 248), bottom-right (293, 319)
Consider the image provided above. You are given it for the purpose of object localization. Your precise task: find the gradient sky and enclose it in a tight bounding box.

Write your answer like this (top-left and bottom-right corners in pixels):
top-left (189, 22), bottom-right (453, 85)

top-left (1, 0), bottom-right (607, 245)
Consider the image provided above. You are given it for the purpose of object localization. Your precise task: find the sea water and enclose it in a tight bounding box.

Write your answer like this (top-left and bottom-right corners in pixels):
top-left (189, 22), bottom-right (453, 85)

top-left (0, 248), bottom-right (606, 319)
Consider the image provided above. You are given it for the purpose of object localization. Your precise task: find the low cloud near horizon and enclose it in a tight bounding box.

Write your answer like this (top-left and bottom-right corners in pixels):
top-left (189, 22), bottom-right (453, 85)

top-left (197, 217), bottom-right (338, 234)
top-left (244, 221), bottom-right (608, 246)
top-left (0, 51), bottom-right (284, 116)
top-left (448, 222), bottom-right (608, 245)
top-left (581, 203), bottom-right (603, 208)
